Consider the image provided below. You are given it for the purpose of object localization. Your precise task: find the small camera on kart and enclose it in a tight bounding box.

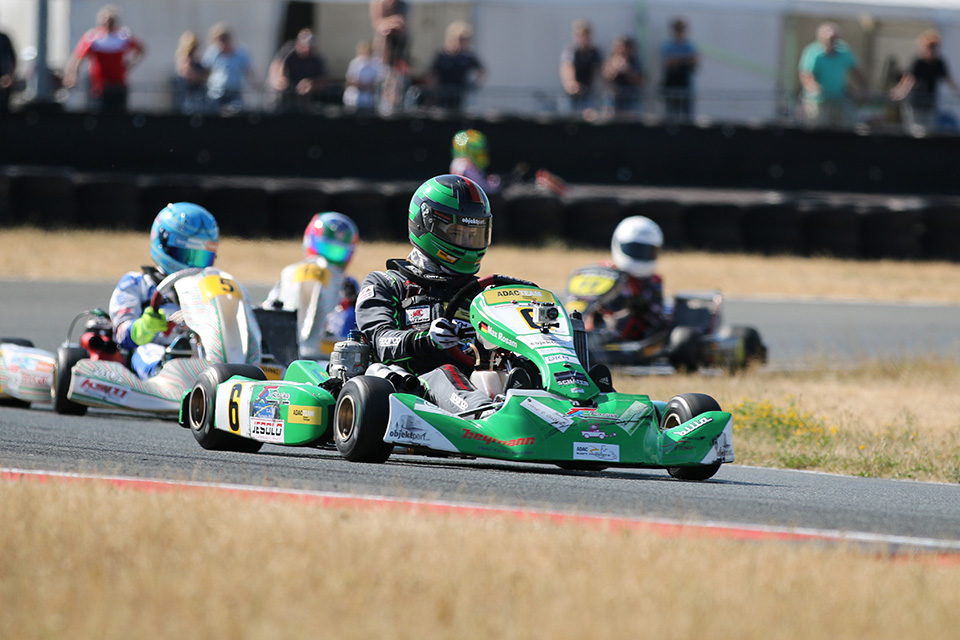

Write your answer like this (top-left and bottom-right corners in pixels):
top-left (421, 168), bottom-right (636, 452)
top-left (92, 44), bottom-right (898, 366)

top-left (532, 301), bottom-right (560, 331)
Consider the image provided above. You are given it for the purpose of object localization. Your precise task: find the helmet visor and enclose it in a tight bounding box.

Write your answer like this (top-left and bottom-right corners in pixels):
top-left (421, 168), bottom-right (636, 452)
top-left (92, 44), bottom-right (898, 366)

top-left (619, 242), bottom-right (659, 263)
top-left (432, 216), bottom-right (491, 250)
top-left (162, 232), bottom-right (218, 268)
top-left (309, 239), bottom-right (354, 266)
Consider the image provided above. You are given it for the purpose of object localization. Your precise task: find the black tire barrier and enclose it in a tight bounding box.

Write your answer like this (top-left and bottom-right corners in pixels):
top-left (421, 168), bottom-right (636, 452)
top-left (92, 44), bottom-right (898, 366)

top-left (202, 179), bottom-right (271, 238)
top-left (683, 203), bottom-right (745, 252)
top-left (380, 182), bottom-right (418, 243)
top-left (75, 174), bottom-right (142, 230)
top-left (7, 167), bottom-right (77, 227)
top-left (921, 203), bottom-right (960, 261)
top-left (620, 199), bottom-right (687, 250)
top-left (323, 181), bottom-right (391, 240)
top-left (9, 167), bottom-right (960, 262)
top-left (741, 202), bottom-right (807, 255)
top-left (502, 191), bottom-right (565, 245)
top-left (562, 195), bottom-right (625, 248)
top-left (860, 207), bottom-right (923, 260)
top-left (268, 181), bottom-right (329, 238)
top-left (138, 176), bottom-right (205, 230)
top-left (0, 173), bottom-right (11, 226)
top-left (802, 203), bottom-right (862, 258)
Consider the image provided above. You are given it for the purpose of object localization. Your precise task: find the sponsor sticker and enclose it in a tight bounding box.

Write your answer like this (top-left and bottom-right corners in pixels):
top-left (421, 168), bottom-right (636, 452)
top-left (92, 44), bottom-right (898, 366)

top-left (461, 428), bottom-right (534, 448)
top-left (673, 416), bottom-right (712, 438)
top-left (405, 305), bottom-right (431, 326)
top-left (79, 377), bottom-right (128, 400)
top-left (356, 285), bottom-right (375, 305)
top-left (251, 418), bottom-right (284, 443)
top-left (544, 353), bottom-right (579, 365)
top-left (553, 370), bottom-right (590, 387)
top-left (581, 425), bottom-right (615, 440)
top-left (573, 442), bottom-right (620, 462)
top-left (482, 288), bottom-right (557, 305)
top-left (287, 405), bottom-right (321, 425)
top-left (520, 397), bottom-right (573, 432)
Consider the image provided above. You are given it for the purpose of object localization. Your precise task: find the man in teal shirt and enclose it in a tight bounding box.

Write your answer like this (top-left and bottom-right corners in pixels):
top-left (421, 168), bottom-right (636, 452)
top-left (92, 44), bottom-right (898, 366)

top-left (799, 22), bottom-right (867, 127)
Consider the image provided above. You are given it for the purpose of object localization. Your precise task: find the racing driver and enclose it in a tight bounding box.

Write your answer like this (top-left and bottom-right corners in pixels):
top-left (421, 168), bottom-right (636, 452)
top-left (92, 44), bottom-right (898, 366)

top-left (109, 202), bottom-right (219, 379)
top-left (262, 211), bottom-right (360, 359)
top-left (355, 174), bottom-right (519, 414)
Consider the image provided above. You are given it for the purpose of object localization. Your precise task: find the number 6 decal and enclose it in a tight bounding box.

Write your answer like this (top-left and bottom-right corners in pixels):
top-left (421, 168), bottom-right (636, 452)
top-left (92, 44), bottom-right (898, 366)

top-left (228, 383), bottom-right (242, 432)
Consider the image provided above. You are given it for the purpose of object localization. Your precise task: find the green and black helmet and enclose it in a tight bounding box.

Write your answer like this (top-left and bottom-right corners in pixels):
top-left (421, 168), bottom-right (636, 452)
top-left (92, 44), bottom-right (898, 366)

top-left (408, 174), bottom-right (492, 275)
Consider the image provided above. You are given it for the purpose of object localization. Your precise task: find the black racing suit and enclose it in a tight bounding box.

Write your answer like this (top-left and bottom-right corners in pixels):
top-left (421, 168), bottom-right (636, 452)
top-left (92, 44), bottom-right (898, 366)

top-left (355, 257), bottom-right (492, 414)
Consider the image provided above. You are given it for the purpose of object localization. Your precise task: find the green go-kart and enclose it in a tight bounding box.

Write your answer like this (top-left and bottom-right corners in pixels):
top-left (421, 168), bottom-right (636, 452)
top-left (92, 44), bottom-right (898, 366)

top-left (179, 276), bottom-right (734, 480)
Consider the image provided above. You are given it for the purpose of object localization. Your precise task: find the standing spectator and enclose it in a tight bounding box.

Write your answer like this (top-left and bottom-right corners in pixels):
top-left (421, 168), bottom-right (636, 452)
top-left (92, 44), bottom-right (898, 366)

top-left (202, 23), bottom-right (257, 114)
top-left (0, 20), bottom-right (15, 114)
top-left (560, 19), bottom-right (603, 115)
top-left (890, 29), bottom-right (960, 132)
top-left (369, 0), bottom-right (410, 114)
top-left (369, 0), bottom-right (408, 67)
top-left (343, 40), bottom-right (383, 113)
top-left (174, 31), bottom-right (207, 114)
top-left (660, 18), bottom-right (699, 121)
top-left (603, 34), bottom-right (644, 117)
top-left (269, 28), bottom-right (327, 113)
top-left (798, 22), bottom-right (867, 128)
top-left (426, 21), bottom-right (485, 111)
top-left (63, 5), bottom-right (144, 114)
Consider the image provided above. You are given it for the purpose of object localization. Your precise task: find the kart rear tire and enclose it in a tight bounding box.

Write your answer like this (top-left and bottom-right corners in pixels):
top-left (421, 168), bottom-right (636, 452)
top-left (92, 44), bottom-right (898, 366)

top-left (52, 346), bottom-right (88, 416)
top-left (188, 364), bottom-right (266, 453)
top-left (334, 375), bottom-right (394, 463)
top-left (0, 337), bottom-right (35, 348)
top-left (660, 392), bottom-right (723, 481)
top-left (723, 325), bottom-right (768, 372)
top-left (668, 326), bottom-right (703, 374)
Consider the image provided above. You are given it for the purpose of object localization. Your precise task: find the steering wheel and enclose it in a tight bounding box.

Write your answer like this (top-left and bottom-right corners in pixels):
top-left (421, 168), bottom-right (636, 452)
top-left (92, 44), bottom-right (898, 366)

top-left (149, 267), bottom-right (204, 323)
top-left (442, 274), bottom-right (539, 367)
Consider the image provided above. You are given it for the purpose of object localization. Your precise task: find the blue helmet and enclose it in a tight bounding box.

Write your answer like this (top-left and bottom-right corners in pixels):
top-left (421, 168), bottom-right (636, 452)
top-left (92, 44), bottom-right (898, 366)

top-left (303, 212), bottom-right (359, 267)
top-left (149, 202), bottom-right (219, 275)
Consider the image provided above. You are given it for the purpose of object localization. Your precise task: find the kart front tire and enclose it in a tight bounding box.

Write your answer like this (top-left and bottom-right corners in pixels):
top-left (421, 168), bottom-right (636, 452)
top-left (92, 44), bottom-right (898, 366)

top-left (52, 346), bottom-right (88, 416)
top-left (334, 375), bottom-right (394, 463)
top-left (189, 364), bottom-right (266, 453)
top-left (660, 392), bottom-right (723, 481)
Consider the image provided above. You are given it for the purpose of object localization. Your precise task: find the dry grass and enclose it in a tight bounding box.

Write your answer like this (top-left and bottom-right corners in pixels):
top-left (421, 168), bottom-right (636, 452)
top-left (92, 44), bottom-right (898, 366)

top-left (2, 480), bottom-right (958, 640)
top-left (4, 227), bottom-right (960, 302)
top-left (619, 356), bottom-right (960, 482)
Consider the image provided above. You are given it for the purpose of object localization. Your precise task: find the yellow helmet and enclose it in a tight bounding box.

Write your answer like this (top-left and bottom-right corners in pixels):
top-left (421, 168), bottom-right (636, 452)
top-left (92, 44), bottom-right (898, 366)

top-left (451, 129), bottom-right (490, 170)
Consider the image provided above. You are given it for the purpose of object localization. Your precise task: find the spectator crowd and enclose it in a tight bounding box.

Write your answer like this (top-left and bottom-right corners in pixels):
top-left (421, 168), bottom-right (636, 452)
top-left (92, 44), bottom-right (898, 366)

top-left (0, 3), bottom-right (958, 133)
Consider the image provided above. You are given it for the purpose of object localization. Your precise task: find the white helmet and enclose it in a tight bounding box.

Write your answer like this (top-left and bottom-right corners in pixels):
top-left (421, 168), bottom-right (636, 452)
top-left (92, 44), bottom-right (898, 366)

top-left (611, 216), bottom-right (663, 278)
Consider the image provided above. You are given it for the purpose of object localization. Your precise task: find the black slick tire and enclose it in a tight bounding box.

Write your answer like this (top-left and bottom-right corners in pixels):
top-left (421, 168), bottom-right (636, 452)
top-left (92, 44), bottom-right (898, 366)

top-left (188, 363), bottom-right (266, 452)
top-left (52, 346), bottom-right (88, 416)
top-left (660, 392), bottom-right (723, 481)
top-left (333, 375), bottom-right (394, 463)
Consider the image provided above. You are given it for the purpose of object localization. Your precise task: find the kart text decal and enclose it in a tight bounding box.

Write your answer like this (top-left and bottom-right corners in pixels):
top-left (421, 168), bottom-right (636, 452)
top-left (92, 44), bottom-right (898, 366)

top-left (287, 405), bottom-right (321, 425)
top-left (520, 397), bottom-right (573, 432)
top-left (461, 428), bottom-right (533, 448)
top-left (481, 288), bottom-right (556, 305)
top-left (251, 418), bottom-right (285, 443)
top-left (573, 442), bottom-right (620, 462)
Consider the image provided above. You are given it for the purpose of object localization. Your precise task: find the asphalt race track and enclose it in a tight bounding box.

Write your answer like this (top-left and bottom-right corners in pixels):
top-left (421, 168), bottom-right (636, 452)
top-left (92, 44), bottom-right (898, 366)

top-left (3, 279), bottom-right (960, 549)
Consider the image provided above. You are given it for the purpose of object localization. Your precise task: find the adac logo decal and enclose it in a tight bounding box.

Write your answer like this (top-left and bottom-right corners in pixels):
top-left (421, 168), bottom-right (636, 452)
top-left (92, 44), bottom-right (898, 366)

top-left (287, 405), bottom-right (321, 425)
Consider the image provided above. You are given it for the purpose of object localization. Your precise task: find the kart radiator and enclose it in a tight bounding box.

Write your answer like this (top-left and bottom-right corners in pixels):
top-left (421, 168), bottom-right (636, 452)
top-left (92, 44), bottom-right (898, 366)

top-left (570, 311), bottom-right (590, 371)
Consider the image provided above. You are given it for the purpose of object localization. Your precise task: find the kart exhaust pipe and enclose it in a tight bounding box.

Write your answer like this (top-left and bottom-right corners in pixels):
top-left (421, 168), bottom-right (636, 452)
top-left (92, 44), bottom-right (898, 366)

top-left (570, 311), bottom-right (590, 370)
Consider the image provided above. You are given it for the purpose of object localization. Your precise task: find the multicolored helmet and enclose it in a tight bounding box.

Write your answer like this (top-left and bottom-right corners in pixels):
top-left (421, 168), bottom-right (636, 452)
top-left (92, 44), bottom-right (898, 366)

top-left (451, 129), bottom-right (490, 170)
top-left (149, 202), bottom-right (219, 276)
top-left (303, 212), bottom-right (359, 268)
top-left (408, 174), bottom-right (492, 275)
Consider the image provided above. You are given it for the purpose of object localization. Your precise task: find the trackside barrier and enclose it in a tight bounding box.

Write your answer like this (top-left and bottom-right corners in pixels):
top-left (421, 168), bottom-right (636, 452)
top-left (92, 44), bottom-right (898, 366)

top-left (2, 168), bottom-right (960, 261)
